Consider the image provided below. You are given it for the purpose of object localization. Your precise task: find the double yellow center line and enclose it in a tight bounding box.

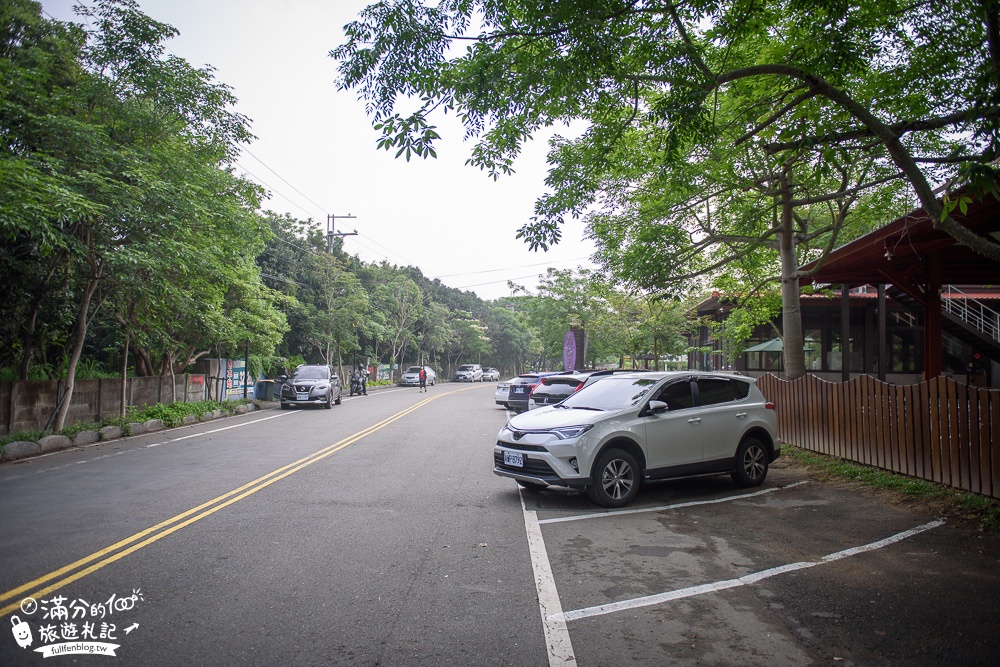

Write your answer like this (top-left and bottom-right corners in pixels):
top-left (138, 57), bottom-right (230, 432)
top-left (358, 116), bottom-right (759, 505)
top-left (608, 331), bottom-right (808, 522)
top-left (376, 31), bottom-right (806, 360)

top-left (0, 390), bottom-right (466, 616)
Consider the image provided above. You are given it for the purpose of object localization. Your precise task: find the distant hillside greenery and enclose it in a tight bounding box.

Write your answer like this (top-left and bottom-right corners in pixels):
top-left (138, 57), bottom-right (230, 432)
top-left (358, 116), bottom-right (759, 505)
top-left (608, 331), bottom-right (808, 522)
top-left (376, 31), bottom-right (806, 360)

top-left (0, 0), bottom-right (692, 415)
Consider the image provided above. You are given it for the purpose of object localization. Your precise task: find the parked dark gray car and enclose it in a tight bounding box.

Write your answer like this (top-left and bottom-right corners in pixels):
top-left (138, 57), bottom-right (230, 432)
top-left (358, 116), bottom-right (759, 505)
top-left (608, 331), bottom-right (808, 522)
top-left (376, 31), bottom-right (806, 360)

top-left (279, 365), bottom-right (342, 409)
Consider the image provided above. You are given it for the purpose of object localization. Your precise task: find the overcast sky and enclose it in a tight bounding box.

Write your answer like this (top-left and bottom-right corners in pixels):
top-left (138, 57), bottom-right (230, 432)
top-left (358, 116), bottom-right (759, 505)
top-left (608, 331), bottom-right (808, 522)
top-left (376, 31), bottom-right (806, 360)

top-left (39, 0), bottom-right (597, 300)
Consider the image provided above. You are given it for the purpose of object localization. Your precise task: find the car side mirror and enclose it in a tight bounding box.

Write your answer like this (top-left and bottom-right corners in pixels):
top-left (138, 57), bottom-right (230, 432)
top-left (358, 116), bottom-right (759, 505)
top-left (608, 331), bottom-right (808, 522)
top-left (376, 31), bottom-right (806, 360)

top-left (645, 400), bottom-right (669, 416)
top-left (276, 374), bottom-right (288, 384)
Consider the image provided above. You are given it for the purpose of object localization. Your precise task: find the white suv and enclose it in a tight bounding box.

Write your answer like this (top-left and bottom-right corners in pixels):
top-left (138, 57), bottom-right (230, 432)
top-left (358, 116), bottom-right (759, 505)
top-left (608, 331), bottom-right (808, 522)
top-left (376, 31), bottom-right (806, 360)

top-left (493, 371), bottom-right (780, 507)
top-left (454, 364), bottom-right (483, 382)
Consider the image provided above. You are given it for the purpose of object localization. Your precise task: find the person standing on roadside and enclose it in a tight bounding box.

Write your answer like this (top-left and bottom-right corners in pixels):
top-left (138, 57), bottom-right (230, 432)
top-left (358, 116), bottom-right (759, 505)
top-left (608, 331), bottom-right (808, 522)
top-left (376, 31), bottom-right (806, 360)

top-left (418, 366), bottom-right (427, 392)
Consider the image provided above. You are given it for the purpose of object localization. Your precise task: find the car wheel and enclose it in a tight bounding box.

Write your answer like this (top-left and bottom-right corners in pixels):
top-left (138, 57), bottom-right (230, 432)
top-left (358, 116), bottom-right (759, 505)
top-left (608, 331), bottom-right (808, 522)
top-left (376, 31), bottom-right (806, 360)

top-left (586, 448), bottom-right (640, 508)
top-left (517, 480), bottom-right (547, 492)
top-left (324, 393), bottom-right (332, 409)
top-left (334, 391), bottom-right (342, 405)
top-left (280, 402), bottom-right (289, 410)
top-left (731, 437), bottom-right (769, 487)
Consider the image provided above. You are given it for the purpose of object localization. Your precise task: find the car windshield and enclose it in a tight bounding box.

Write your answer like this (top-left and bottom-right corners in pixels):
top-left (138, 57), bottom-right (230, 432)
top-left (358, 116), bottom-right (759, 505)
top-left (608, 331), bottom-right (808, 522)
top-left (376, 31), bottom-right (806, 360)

top-left (293, 366), bottom-right (328, 380)
top-left (405, 367), bottom-right (422, 373)
top-left (559, 376), bottom-right (659, 410)
top-left (458, 365), bottom-right (476, 371)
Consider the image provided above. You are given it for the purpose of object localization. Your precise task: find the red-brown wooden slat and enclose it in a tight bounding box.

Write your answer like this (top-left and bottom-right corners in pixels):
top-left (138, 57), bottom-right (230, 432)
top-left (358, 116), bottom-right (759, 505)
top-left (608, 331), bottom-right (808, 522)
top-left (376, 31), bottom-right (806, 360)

top-left (755, 374), bottom-right (998, 499)
top-left (845, 378), bottom-right (864, 461)
top-left (969, 387), bottom-right (983, 495)
top-left (954, 381), bottom-right (968, 491)
top-left (914, 381), bottom-right (928, 480)
top-left (882, 381), bottom-right (893, 473)
top-left (890, 384), bottom-right (903, 475)
top-left (902, 383), bottom-right (912, 476)
top-left (862, 376), bottom-right (875, 466)
top-left (905, 384), bottom-right (917, 477)
top-left (929, 378), bottom-right (942, 485)
top-left (947, 378), bottom-right (960, 488)
top-left (991, 390), bottom-right (1000, 498)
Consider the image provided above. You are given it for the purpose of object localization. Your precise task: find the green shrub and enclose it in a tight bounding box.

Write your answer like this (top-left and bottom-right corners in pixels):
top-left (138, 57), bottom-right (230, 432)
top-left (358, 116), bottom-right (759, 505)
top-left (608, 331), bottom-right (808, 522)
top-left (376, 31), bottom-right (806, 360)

top-left (0, 429), bottom-right (48, 448)
top-left (59, 421), bottom-right (100, 438)
top-left (126, 399), bottom-right (249, 427)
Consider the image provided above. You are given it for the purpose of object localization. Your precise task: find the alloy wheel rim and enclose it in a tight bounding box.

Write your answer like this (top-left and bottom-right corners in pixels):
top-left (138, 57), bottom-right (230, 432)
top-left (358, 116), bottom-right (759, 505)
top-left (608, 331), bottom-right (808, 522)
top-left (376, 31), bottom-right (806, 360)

top-left (743, 446), bottom-right (765, 479)
top-left (602, 459), bottom-right (633, 499)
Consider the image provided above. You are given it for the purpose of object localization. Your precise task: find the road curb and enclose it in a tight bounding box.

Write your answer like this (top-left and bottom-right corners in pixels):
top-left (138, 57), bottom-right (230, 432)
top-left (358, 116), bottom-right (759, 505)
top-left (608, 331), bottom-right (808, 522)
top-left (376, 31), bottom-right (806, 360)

top-left (0, 402), bottom-right (266, 464)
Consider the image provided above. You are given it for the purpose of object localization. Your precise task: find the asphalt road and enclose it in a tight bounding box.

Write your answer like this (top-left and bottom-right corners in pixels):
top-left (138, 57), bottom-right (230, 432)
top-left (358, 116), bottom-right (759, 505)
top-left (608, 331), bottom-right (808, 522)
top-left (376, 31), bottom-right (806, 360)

top-left (1, 383), bottom-right (998, 666)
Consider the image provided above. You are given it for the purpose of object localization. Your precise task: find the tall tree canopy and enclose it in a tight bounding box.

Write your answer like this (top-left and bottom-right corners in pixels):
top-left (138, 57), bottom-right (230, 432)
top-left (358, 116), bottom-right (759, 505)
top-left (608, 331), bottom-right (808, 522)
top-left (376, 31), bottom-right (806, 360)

top-left (334, 0), bottom-right (1000, 377)
top-left (0, 0), bottom-right (276, 429)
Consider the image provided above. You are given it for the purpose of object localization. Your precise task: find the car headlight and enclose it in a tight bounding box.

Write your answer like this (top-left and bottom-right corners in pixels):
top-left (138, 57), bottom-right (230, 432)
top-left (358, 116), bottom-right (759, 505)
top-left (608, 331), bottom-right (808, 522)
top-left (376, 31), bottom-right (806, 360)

top-left (314, 383), bottom-right (329, 390)
top-left (550, 424), bottom-right (594, 440)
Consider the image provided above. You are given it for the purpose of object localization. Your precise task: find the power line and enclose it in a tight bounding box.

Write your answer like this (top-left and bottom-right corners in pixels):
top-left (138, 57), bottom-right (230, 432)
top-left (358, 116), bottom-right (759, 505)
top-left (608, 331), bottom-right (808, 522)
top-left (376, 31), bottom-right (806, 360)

top-left (235, 162), bottom-right (317, 220)
top-left (241, 147), bottom-right (329, 214)
top-left (260, 271), bottom-right (309, 288)
top-left (453, 273), bottom-right (550, 289)
top-left (357, 232), bottom-right (417, 267)
top-left (433, 256), bottom-right (592, 279)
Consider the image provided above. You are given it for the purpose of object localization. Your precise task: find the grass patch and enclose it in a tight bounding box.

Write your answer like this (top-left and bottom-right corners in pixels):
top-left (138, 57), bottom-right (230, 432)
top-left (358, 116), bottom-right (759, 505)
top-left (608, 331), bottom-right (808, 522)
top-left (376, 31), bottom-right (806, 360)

top-left (784, 444), bottom-right (1000, 532)
top-left (0, 399), bottom-right (253, 451)
top-left (125, 399), bottom-right (250, 427)
top-left (0, 429), bottom-right (48, 448)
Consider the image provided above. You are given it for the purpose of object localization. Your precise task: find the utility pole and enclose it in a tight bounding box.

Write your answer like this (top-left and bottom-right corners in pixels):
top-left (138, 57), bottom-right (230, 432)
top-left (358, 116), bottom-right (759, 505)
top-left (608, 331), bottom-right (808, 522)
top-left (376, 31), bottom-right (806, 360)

top-left (327, 213), bottom-right (358, 253)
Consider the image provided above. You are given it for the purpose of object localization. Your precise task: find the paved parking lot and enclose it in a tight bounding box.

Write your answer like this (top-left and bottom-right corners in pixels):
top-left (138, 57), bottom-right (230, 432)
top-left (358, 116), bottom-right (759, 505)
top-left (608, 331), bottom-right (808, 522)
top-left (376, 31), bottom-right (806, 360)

top-left (514, 462), bottom-right (1000, 667)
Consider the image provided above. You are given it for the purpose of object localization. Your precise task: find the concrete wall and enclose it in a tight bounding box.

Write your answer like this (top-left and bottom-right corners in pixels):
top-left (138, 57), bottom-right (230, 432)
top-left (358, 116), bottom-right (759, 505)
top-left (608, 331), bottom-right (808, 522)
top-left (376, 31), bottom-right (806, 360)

top-left (0, 375), bottom-right (210, 435)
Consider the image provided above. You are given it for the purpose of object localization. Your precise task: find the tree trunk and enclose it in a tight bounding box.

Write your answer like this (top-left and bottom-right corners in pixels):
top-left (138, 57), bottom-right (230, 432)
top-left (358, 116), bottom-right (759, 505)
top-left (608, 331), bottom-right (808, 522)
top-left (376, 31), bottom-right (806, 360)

top-left (19, 306), bottom-right (38, 380)
top-left (778, 173), bottom-right (806, 380)
top-left (120, 333), bottom-right (130, 419)
top-left (54, 275), bottom-right (100, 432)
top-left (336, 336), bottom-right (344, 385)
top-left (169, 358), bottom-right (177, 404)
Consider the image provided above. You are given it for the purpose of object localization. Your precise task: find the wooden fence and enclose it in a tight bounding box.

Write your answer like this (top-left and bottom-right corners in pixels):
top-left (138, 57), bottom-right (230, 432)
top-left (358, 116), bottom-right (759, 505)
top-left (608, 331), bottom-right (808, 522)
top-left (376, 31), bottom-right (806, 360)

top-left (756, 373), bottom-right (1000, 500)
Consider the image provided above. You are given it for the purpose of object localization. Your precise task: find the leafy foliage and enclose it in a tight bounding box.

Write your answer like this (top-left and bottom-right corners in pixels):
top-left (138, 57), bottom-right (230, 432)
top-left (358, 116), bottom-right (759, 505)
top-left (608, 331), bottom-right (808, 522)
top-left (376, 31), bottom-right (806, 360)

top-left (334, 0), bottom-right (1000, 379)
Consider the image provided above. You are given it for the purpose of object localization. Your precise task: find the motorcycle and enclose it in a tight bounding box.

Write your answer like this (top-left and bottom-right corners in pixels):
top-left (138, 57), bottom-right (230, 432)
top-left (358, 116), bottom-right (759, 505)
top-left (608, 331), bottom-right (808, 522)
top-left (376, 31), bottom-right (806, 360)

top-left (350, 371), bottom-right (364, 396)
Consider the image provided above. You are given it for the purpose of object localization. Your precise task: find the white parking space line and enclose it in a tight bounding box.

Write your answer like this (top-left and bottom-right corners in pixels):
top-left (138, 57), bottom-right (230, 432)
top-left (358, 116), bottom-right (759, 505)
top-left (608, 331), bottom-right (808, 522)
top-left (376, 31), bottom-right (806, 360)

top-left (551, 519), bottom-right (946, 624)
top-left (520, 490), bottom-right (578, 667)
top-left (538, 481), bottom-right (809, 525)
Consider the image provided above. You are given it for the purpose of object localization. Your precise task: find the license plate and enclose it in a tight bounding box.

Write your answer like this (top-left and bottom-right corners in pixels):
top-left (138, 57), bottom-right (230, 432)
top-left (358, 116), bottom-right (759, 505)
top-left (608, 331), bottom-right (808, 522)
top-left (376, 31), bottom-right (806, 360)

top-left (296, 393), bottom-right (309, 401)
top-left (503, 451), bottom-right (524, 467)
top-left (511, 387), bottom-right (528, 396)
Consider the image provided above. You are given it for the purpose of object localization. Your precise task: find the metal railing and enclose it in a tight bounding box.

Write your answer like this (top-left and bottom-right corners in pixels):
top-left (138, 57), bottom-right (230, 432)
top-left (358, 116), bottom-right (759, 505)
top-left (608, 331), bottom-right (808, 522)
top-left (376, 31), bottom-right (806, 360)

top-left (943, 285), bottom-right (1000, 343)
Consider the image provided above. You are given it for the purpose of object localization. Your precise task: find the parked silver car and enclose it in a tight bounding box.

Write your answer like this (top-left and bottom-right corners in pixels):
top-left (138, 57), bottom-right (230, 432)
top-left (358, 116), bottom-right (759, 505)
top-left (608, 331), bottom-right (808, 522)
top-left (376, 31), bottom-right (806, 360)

top-left (494, 371), bottom-right (780, 507)
top-left (495, 377), bottom-right (516, 408)
top-left (454, 364), bottom-right (483, 382)
top-left (482, 367), bottom-right (501, 382)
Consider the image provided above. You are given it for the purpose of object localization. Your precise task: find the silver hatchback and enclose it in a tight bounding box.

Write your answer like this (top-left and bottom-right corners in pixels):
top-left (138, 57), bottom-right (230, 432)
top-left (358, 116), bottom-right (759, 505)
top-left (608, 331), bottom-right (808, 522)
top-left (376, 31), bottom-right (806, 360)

top-left (494, 371), bottom-right (780, 507)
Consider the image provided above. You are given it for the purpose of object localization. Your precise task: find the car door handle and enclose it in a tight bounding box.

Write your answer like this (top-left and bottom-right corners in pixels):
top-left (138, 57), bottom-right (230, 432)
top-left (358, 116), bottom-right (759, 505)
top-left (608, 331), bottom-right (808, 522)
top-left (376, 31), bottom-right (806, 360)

top-left (736, 413), bottom-right (748, 419)
top-left (687, 418), bottom-right (702, 424)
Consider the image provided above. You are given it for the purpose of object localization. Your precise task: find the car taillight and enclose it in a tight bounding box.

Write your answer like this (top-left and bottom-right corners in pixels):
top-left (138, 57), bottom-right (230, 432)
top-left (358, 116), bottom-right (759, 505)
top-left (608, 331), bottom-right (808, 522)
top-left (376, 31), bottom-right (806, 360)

top-left (765, 401), bottom-right (775, 410)
top-left (572, 382), bottom-right (585, 393)
top-left (528, 382), bottom-right (541, 396)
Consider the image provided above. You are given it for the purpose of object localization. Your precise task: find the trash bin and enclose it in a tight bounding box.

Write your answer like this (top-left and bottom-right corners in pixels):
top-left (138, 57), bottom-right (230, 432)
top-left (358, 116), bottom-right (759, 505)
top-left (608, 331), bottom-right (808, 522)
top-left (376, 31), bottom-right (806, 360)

top-left (255, 380), bottom-right (275, 401)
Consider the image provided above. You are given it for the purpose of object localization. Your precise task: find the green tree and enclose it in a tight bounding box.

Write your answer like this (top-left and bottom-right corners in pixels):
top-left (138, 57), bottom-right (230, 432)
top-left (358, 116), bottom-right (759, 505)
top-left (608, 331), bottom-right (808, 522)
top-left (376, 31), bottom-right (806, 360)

top-left (484, 304), bottom-right (537, 375)
top-left (524, 269), bottom-right (602, 368)
top-left (373, 274), bottom-right (423, 380)
top-left (1, 1), bottom-right (267, 429)
top-left (442, 310), bottom-right (490, 375)
top-left (334, 0), bottom-right (1000, 378)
